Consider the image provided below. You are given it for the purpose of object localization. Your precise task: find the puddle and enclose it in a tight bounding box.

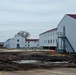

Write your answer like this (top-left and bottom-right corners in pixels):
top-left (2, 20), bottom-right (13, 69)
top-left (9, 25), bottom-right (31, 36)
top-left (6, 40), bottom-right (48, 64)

top-left (46, 61), bottom-right (68, 64)
top-left (13, 60), bottom-right (38, 64)
top-left (13, 60), bottom-right (68, 64)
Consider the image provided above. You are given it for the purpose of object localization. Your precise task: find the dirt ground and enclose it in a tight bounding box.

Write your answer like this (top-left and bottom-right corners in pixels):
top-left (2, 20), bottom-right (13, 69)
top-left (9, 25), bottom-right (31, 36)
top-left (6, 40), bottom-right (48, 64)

top-left (0, 49), bottom-right (76, 75)
top-left (0, 68), bottom-right (76, 75)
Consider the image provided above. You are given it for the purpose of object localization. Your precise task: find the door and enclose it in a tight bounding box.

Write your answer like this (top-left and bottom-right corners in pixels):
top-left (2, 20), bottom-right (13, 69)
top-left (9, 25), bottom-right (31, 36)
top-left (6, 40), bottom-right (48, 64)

top-left (17, 44), bottom-right (20, 48)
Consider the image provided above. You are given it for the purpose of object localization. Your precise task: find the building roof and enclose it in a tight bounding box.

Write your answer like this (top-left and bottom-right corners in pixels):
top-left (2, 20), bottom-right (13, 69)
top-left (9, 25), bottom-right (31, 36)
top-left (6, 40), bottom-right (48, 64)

top-left (67, 14), bottom-right (76, 19)
top-left (26, 39), bottom-right (39, 41)
top-left (40, 28), bottom-right (57, 35)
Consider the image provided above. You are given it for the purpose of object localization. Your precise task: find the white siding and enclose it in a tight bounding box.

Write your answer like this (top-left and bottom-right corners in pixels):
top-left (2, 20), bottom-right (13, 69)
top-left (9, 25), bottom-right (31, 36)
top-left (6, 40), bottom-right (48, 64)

top-left (4, 35), bottom-right (25, 49)
top-left (39, 29), bottom-right (57, 48)
top-left (25, 40), bottom-right (39, 48)
top-left (57, 14), bottom-right (76, 52)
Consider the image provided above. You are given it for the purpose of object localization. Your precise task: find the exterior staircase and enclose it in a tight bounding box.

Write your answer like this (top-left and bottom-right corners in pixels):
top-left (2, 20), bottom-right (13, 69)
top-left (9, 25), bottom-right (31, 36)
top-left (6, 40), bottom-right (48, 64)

top-left (64, 37), bottom-right (75, 53)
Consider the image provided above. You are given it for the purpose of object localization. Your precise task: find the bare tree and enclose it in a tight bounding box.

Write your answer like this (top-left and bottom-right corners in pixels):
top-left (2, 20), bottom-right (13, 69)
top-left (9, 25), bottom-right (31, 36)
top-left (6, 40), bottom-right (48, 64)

top-left (16, 31), bottom-right (30, 39)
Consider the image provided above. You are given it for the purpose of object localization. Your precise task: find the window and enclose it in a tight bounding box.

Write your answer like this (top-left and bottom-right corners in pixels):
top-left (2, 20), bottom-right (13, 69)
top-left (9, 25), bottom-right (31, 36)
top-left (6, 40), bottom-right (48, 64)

top-left (48, 40), bottom-right (50, 43)
top-left (17, 39), bottom-right (19, 42)
top-left (34, 41), bottom-right (36, 43)
top-left (28, 41), bottom-right (30, 43)
top-left (50, 40), bottom-right (52, 43)
top-left (37, 44), bottom-right (39, 46)
top-left (53, 39), bottom-right (54, 43)
top-left (56, 39), bottom-right (57, 43)
top-left (28, 45), bottom-right (30, 46)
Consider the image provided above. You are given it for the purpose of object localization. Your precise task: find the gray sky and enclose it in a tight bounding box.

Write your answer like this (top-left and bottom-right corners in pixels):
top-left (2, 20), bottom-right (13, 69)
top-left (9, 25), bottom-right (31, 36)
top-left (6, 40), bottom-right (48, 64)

top-left (0, 0), bottom-right (76, 42)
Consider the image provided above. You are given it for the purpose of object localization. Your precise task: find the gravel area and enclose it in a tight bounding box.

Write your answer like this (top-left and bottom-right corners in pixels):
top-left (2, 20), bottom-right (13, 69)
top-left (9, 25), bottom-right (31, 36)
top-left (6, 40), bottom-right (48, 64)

top-left (0, 68), bottom-right (76, 75)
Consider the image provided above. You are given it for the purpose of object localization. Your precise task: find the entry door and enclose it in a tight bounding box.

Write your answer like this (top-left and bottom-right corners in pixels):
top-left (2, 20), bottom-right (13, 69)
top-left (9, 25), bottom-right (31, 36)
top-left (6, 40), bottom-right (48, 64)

top-left (17, 44), bottom-right (20, 48)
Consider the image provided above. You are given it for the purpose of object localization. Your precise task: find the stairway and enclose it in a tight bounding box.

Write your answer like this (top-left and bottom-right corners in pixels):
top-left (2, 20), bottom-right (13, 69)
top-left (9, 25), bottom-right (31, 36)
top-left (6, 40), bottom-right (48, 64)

top-left (64, 37), bottom-right (75, 53)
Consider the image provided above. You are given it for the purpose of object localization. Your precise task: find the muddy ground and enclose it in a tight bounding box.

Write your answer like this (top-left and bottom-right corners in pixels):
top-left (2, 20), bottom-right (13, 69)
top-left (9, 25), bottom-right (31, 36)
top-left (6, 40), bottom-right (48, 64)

top-left (0, 50), bottom-right (76, 71)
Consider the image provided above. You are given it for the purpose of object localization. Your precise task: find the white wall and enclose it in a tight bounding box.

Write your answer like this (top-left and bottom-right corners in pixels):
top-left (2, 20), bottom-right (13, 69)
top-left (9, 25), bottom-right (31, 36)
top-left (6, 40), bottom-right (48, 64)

top-left (57, 14), bottom-right (76, 52)
top-left (4, 39), bottom-right (11, 48)
top-left (25, 40), bottom-right (39, 48)
top-left (39, 29), bottom-right (57, 48)
top-left (4, 35), bottom-right (25, 49)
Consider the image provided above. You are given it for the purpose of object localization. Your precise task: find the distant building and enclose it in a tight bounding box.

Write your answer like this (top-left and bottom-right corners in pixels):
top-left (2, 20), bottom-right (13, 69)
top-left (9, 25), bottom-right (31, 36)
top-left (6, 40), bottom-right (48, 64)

top-left (0, 42), bottom-right (4, 48)
top-left (4, 35), bottom-right (39, 49)
top-left (39, 28), bottom-right (57, 49)
top-left (4, 35), bottom-right (25, 49)
top-left (57, 14), bottom-right (76, 53)
top-left (25, 39), bottom-right (39, 48)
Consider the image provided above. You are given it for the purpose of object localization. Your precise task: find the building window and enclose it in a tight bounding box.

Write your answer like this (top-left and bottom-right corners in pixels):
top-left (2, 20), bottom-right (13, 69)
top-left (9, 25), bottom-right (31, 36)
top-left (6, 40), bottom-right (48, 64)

top-left (48, 40), bottom-right (50, 43)
top-left (28, 45), bottom-right (30, 46)
top-left (34, 41), bottom-right (36, 43)
top-left (17, 39), bottom-right (19, 42)
top-left (37, 44), bottom-right (39, 46)
top-left (50, 40), bottom-right (52, 43)
top-left (28, 41), bottom-right (30, 43)
top-left (56, 39), bottom-right (57, 43)
top-left (53, 39), bottom-right (54, 43)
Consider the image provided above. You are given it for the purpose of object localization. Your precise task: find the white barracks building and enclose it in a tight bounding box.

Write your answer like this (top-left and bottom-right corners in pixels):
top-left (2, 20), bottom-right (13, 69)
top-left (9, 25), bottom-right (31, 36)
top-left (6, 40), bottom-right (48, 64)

top-left (39, 28), bottom-right (57, 50)
top-left (57, 14), bottom-right (76, 53)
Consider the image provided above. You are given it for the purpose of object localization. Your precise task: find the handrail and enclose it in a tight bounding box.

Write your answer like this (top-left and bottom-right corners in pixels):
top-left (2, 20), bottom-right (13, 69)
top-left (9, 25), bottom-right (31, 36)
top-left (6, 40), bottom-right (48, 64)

top-left (64, 37), bottom-right (75, 53)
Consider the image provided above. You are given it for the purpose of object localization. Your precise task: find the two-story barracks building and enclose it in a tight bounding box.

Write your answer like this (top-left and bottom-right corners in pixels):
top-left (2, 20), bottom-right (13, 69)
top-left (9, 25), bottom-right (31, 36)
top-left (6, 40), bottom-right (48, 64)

top-left (39, 28), bottom-right (57, 50)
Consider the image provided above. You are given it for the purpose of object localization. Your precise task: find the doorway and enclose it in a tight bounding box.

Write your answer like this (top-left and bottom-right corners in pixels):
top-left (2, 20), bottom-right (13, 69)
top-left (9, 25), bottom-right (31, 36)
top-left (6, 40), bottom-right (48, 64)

top-left (17, 44), bottom-right (20, 48)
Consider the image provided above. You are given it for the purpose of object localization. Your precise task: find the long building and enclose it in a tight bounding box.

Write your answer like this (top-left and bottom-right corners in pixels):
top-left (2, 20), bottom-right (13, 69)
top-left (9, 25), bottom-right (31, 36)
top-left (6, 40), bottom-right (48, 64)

top-left (25, 39), bottom-right (39, 48)
top-left (39, 28), bottom-right (57, 49)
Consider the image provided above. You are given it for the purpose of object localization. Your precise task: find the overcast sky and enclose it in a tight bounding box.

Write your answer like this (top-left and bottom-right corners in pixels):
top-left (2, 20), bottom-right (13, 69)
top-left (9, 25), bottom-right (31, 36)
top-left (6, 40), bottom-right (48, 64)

top-left (0, 0), bottom-right (76, 42)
